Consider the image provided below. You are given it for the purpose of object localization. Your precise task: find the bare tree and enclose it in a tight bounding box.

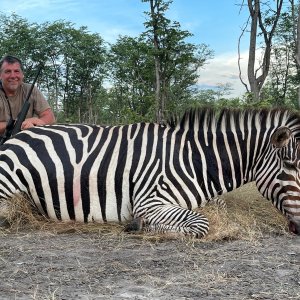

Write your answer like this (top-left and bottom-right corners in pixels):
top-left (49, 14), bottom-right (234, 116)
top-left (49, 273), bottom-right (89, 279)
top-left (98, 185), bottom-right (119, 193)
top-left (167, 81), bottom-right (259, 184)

top-left (239, 0), bottom-right (283, 101)
top-left (292, 0), bottom-right (300, 107)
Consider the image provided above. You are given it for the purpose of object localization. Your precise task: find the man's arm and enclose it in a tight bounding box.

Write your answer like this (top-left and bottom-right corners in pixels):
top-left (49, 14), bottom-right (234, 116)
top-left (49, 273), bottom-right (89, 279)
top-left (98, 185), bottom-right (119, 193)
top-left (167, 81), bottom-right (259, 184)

top-left (21, 108), bottom-right (56, 130)
top-left (0, 108), bottom-right (55, 137)
top-left (0, 121), bottom-right (8, 135)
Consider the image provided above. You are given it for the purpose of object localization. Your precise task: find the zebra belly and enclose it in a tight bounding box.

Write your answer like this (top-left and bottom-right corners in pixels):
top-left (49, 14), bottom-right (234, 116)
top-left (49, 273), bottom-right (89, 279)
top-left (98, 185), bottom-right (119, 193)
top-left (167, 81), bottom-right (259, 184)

top-left (29, 172), bottom-right (133, 223)
top-left (29, 188), bottom-right (133, 223)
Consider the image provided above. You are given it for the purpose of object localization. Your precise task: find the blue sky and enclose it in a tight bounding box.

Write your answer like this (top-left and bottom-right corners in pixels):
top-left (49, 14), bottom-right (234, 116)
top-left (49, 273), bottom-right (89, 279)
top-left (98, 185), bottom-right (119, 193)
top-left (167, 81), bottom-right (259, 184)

top-left (0, 0), bottom-right (251, 97)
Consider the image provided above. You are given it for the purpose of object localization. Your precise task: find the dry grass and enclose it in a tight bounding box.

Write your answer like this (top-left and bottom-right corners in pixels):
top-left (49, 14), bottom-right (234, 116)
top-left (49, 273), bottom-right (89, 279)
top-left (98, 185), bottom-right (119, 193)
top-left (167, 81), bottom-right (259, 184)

top-left (0, 195), bottom-right (123, 235)
top-left (0, 183), bottom-right (289, 241)
top-left (0, 194), bottom-right (46, 230)
top-left (200, 182), bottom-right (288, 241)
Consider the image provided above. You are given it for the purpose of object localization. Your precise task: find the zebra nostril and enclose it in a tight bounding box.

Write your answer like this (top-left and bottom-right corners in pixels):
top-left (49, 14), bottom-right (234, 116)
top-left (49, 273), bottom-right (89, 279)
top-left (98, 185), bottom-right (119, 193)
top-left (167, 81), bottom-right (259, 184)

top-left (288, 219), bottom-right (300, 235)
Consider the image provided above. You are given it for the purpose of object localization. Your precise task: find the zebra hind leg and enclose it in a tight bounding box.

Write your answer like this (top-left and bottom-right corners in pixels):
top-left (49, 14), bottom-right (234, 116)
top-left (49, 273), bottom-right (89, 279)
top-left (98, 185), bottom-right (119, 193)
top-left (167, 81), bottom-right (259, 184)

top-left (124, 204), bottom-right (209, 238)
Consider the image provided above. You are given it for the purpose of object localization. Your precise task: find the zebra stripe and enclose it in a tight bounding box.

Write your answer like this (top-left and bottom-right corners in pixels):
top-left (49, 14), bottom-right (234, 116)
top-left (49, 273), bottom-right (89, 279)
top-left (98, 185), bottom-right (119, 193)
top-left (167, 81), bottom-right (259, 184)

top-left (0, 108), bottom-right (300, 237)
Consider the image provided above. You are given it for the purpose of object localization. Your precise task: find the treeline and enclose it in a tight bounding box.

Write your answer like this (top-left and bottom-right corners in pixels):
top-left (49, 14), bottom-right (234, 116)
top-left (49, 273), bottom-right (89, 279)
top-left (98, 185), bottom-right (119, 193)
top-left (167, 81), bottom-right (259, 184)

top-left (0, 1), bottom-right (212, 124)
top-left (0, 0), bottom-right (299, 125)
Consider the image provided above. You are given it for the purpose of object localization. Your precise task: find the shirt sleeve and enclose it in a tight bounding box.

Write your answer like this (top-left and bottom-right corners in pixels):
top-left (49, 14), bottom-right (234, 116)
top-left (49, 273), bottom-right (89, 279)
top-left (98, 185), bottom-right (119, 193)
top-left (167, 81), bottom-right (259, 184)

top-left (31, 86), bottom-right (51, 116)
top-left (0, 92), bottom-right (8, 122)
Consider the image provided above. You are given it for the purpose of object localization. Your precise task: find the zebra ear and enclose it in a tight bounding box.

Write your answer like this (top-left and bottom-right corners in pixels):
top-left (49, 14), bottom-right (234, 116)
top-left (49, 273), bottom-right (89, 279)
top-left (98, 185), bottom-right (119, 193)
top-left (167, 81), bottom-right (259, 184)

top-left (271, 127), bottom-right (292, 148)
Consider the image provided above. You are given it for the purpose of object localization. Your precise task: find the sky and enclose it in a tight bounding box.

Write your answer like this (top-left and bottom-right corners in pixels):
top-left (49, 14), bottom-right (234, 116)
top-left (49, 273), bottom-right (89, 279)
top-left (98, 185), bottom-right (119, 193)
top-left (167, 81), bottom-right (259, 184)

top-left (0, 0), bottom-right (252, 97)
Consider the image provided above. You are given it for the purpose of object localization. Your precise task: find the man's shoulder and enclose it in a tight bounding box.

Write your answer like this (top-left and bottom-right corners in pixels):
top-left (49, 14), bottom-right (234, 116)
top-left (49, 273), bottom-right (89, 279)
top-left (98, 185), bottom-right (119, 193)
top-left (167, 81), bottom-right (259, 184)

top-left (21, 83), bottom-right (32, 91)
top-left (21, 83), bottom-right (41, 98)
top-left (21, 82), bottom-right (47, 105)
top-left (0, 81), bottom-right (6, 98)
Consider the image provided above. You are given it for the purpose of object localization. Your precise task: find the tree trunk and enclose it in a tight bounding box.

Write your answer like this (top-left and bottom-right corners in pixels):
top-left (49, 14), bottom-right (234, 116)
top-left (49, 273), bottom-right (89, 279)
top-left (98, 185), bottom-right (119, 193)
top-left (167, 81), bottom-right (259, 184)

top-left (247, 0), bottom-right (283, 101)
top-left (247, 0), bottom-right (260, 100)
top-left (149, 0), bottom-right (164, 123)
top-left (295, 2), bottom-right (300, 108)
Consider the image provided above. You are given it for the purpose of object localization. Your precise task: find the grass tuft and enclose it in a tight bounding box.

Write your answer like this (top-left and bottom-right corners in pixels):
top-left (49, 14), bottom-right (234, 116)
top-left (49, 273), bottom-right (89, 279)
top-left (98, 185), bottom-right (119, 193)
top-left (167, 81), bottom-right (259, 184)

top-left (200, 183), bottom-right (288, 241)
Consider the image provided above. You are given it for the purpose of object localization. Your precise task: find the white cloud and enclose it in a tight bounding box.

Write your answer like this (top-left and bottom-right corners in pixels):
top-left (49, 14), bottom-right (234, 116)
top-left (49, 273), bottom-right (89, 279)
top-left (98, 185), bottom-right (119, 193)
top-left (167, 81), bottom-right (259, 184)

top-left (198, 51), bottom-right (249, 98)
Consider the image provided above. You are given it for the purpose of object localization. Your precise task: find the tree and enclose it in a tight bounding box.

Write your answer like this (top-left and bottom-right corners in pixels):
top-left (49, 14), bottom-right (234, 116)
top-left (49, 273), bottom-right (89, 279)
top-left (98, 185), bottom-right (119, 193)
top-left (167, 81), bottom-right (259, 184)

top-left (0, 8), bottom-right (212, 125)
top-left (108, 36), bottom-right (155, 123)
top-left (239, 0), bottom-right (283, 101)
top-left (0, 14), bottom-right (108, 123)
top-left (261, 6), bottom-right (297, 108)
top-left (147, 0), bottom-right (163, 122)
top-left (254, 1), bottom-right (300, 109)
top-left (60, 26), bottom-right (107, 123)
top-left (0, 13), bottom-right (42, 75)
top-left (293, 0), bottom-right (300, 107)
top-left (142, 0), bottom-right (213, 122)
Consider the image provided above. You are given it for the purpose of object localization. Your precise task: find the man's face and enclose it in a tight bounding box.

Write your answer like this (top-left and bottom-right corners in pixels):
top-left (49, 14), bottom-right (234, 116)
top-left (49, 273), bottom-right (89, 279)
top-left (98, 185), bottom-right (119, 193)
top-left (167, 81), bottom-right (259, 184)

top-left (0, 61), bottom-right (24, 96)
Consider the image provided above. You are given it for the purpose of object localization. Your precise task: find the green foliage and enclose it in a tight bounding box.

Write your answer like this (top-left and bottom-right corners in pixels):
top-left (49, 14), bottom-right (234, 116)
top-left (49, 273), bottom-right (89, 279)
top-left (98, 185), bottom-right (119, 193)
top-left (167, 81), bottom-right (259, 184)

top-left (1, 0), bottom-right (299, 125)
top-left (0, 13), bottom-right (39, 69)
top-left (0, 3), bottom-right (215, 124)
top-left (0, 15), bottom-right (108, 123)
top-left (259, 2), bottom-right (300, 110)
top-left (103, 0), bottom-right (214, 123)
top-left (107, 36), bottom-right (156, 123)
top-left (141, 0), bottom-right (214, 121)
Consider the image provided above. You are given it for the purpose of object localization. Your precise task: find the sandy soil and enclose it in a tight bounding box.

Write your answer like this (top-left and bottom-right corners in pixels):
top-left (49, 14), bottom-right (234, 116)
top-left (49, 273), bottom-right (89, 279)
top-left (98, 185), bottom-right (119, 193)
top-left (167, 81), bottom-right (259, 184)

top-left (0, 231), bottom-right (299, 300)
top-left (0, 183), bottom-right (299, 300)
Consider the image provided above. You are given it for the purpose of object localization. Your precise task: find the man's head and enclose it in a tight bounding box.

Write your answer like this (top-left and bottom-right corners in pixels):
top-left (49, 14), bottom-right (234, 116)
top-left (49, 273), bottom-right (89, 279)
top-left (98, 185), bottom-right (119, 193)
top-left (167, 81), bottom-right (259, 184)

top-left (0, 55), bottom-right (24, 96)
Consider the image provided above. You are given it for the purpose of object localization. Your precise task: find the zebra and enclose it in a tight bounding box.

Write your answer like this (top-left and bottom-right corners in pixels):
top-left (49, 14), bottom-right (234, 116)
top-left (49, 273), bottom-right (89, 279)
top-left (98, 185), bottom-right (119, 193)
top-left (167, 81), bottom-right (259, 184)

top-left (0, 108), bottom-right (299, 237)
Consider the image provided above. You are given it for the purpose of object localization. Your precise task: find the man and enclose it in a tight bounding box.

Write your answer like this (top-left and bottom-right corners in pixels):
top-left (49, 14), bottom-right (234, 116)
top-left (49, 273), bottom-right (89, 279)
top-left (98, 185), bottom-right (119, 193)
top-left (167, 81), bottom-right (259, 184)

top-left (0, 55), bottom-right (55, 136)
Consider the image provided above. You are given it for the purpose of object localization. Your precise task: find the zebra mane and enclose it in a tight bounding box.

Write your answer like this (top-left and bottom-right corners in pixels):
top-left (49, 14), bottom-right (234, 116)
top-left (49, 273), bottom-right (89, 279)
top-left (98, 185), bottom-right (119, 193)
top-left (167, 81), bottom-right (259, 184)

top-left (167, 107), bottom-right (300, 135)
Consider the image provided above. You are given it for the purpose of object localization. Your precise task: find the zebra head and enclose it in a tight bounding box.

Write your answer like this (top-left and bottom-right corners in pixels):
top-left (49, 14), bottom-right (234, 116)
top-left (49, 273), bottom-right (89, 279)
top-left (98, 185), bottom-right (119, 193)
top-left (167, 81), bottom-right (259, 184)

top-left (256, 126), bottom-right (300, 235)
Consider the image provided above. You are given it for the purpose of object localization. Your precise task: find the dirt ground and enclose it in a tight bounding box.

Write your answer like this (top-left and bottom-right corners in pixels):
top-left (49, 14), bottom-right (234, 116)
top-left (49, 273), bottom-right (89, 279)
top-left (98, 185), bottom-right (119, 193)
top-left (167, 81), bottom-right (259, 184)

top-left (0, 184), bottom-right (299, 300)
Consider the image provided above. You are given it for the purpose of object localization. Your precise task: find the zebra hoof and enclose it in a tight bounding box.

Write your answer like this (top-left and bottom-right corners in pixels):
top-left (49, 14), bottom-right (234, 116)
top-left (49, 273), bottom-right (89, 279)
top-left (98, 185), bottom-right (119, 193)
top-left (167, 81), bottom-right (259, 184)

top-left (124, 217), bottom-right (144, 233)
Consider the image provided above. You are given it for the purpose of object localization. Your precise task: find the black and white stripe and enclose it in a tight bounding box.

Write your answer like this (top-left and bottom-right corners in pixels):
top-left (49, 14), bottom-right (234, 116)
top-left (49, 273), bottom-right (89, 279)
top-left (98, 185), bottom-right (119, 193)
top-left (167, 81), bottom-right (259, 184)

top-left (0, 108), bottom-right (299, 237)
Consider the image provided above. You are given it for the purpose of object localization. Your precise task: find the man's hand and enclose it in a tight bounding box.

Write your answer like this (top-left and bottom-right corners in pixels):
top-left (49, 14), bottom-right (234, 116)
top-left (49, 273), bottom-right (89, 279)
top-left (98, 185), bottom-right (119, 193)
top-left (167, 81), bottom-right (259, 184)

top-left (21, 117), bottom-right (46, 130)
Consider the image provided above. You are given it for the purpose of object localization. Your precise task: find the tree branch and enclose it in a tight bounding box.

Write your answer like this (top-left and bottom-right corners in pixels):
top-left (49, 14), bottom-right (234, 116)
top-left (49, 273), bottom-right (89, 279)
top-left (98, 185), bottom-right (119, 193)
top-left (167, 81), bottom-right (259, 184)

top-left (238, 16), bottom-right (251, 93)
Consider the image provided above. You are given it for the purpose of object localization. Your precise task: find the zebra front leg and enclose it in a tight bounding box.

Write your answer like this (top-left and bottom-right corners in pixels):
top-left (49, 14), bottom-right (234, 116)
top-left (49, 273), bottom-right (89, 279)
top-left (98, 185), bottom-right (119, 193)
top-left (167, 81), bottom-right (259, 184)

top-left (207, 196), bottom-right (227, 210)
top-left (124, 204), bottom-right (209, 238)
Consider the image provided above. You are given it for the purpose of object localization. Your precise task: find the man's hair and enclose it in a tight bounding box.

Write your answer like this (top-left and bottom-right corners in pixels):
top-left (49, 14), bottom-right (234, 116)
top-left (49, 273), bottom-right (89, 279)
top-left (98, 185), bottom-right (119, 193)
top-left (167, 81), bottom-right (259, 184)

top-left (0, 55), bottom-right (24, 72)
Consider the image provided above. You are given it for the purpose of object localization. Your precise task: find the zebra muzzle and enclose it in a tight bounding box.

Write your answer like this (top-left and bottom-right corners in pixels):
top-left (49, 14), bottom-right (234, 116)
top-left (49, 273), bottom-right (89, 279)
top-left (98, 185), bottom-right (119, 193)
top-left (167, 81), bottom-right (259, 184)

top-left (288, 217), bottom-right (300, 235)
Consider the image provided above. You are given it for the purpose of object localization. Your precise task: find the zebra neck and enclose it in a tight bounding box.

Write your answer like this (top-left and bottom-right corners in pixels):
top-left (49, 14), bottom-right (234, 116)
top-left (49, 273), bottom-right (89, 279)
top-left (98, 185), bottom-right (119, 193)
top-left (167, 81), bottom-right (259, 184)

top-left (188, 112), bottom-right (277, 196)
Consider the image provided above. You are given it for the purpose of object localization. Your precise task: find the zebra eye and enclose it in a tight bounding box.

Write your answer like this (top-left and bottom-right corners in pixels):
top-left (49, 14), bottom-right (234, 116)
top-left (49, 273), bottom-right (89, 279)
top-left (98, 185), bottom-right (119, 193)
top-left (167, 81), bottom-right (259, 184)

top-left (283, 161), bottom-right (298, 171)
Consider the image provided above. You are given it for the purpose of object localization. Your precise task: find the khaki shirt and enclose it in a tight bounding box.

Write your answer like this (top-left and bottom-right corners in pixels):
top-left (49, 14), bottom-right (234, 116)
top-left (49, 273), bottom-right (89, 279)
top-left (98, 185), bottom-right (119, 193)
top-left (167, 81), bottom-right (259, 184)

top-left (0, 83), bottom-right (50, 122)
